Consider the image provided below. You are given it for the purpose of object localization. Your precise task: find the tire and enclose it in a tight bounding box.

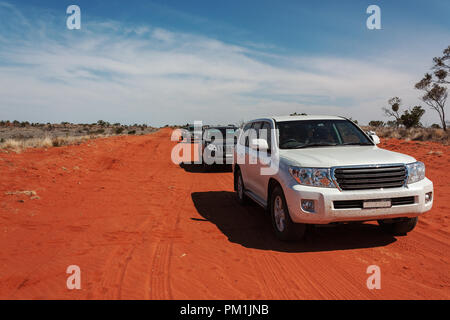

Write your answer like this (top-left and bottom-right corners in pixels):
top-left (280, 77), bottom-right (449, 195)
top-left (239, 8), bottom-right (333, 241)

top-left (378, 217), bottom-right (418, 235)
top-left (235, 169), bottom-right (248, 205)
top-left (270, 185), bottom-right (306, 241)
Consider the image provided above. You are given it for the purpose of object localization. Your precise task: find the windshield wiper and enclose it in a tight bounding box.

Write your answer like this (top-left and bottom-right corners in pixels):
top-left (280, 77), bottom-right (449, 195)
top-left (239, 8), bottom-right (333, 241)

top-left (296, 143), bottom-right (338, 149)
top-left (341, 142), bottom-right (373, 146)
top-left (281, 144), bottom-right (303, 149)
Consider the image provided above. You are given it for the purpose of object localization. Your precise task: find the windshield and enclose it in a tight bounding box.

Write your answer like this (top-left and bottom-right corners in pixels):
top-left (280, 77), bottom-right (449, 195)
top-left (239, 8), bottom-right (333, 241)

top-left (277, 120), bottom-right (373, 149)
top-left (205, 128), bottom-right (236, 140)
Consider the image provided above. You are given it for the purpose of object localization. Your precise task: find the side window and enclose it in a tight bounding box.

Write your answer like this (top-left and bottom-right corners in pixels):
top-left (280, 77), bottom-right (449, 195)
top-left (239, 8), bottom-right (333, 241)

top-left (240, 122), bottom-right (252, 147)
top-left (248, 122), bottom-right (262, 147)
top-left (260, 122), bottom-right (272, 151)
top-left (252, 122), bottom-right (262, 132)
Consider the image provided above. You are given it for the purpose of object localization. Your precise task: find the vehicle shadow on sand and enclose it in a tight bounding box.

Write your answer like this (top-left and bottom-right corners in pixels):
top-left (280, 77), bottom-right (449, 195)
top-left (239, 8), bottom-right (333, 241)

top-left (191, 191), bottom-right (397, 252)
top-left (180, 163), bottom-right (232, 173)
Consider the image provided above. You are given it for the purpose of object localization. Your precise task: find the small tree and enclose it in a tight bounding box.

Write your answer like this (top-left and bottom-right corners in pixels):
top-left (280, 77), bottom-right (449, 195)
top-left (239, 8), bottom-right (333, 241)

top-left (97, 120), bottom-right (107, 127)
top-left (400, 106), bottom-right (425, 128)
top-left (383, 97), bottom-right (402, 127)
top-left (415, 45), bottom-right (449, 131)
top-left (432, 45), bottom-right (450, 85)
top-left (386, 121), bottom-right (397, 128)
top-left (368, 120), bottom-right (385, 127)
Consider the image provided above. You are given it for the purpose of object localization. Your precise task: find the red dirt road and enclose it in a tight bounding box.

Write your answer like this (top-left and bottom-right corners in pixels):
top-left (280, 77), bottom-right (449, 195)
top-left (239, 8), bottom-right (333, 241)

top-left (0, 128), bottom-right (449, 299)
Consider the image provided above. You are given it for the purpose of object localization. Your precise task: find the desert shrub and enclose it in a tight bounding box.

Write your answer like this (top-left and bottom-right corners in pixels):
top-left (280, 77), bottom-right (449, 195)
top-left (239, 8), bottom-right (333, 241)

top-left (128, 130), bottom-right (136, 135)
top-left (115, 127), bottom-right (124, 134)
top-left (52, 137), bottom-right (63, 147)
top-left (368, 120), bottom-right (384, 127)
top-left (386, 121), bottom-right (397, 128)
top-left (97, 120), bottom-right (110, 127)
top-left (362, 126), bottom-right (449, 144)
top-left (431, 123), bottom-right (441, 129)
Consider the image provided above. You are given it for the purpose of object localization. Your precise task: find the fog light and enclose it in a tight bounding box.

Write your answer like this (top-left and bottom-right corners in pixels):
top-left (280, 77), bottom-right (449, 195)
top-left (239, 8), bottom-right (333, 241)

top-left (425, 192), bottom-right (433, 203)
top-left (301, 199), bottom-right (315, 213)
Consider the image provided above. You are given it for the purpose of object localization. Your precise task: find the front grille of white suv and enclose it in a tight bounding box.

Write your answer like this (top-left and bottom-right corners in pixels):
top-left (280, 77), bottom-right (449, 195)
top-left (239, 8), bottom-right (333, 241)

top-left (332, 165), bottom-right (407, 190)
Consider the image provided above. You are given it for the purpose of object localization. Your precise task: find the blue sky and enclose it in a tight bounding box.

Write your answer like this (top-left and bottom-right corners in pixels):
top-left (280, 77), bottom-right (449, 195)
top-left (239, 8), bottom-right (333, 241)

top-left (0, 0), bottom-right (449, 126)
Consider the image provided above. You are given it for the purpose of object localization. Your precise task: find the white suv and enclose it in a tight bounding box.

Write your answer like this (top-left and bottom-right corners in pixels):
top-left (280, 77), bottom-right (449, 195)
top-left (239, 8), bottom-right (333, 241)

top-left (233, 115), bottom-right (433, 241)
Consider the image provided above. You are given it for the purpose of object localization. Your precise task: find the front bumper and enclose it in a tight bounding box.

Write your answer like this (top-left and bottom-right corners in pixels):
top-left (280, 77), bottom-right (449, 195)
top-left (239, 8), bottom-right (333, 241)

top-left (203, 146), bottom-right (234, 165)
top-left (203, 152), bottom-right (234, 164)
top-left (284, 178), bottom-right (433, 224)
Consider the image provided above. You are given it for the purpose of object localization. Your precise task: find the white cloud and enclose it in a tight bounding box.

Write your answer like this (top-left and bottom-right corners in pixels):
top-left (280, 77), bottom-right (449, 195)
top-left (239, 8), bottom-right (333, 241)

top-left (0, 3), bottom-right (447, 126)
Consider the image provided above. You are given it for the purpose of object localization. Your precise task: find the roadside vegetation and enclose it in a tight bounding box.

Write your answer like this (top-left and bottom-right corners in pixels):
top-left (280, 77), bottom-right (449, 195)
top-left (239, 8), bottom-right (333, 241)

top-left (0, 120), bottom-right (158, 151)
top-left (363, 45), bottom-right (449, 144)
top-left (362, 125), bottom-right (449, 144)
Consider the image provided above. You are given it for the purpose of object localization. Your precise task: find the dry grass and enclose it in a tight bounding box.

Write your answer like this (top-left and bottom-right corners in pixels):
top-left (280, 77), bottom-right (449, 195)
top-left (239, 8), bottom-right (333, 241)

top-left (362, 126), bottom-right (450, 145)
top-left (5, 190), bottom-right (37, 196)
top-left (0, 134), bottom-right (108, 152)
top-left (5, 190), bottom-right (40, 200)
top-left (0, 122), bottom-right (159, 152)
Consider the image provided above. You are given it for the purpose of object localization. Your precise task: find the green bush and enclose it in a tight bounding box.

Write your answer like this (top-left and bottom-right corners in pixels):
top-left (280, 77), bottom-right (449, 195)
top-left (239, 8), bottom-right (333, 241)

top-left (369, 120), bottom-right (385, 127)
top-left (400, 106), bottom-right (425, 128)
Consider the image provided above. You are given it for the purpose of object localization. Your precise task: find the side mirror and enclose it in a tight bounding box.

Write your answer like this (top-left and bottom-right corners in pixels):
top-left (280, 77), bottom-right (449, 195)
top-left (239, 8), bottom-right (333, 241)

top-left (372, 135), bottom-right (380, 145)
top-left (366, 131), bottom-right (380, 145)
top-left (250, 139), bottom-right (269, 151)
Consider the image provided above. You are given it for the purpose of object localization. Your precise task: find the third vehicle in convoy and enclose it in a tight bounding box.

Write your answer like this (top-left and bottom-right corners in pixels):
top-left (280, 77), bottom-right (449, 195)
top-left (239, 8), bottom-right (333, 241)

top-left (233, 115), bottom-right (433, 241)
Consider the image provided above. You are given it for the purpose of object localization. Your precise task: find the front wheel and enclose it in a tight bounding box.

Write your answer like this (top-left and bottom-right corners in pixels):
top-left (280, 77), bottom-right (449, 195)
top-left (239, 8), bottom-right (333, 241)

top-left (378, 217), bottom-right (418, 235)
top-left (235, 170), bottom-right (248, 205)
top-left (270, 186), bottom-right (306, 241)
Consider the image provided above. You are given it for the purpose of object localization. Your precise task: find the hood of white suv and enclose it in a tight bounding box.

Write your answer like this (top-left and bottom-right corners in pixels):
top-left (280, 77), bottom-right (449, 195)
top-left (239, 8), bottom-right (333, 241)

top-left (280, 146), bottom-right (416, 168)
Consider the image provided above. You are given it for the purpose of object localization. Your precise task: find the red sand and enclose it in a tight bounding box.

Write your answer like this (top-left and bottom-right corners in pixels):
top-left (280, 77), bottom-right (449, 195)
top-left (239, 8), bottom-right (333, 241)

top-left (0, 129), bottom-right (449, 299)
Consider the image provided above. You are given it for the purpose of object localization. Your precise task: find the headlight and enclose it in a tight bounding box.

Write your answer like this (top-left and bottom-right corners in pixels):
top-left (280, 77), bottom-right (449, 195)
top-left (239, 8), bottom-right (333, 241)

top-left (289, 167), bottom-right (336, 188)
top-left (406, 161), bottom-right (425, 184)
top-left (206, 144), bottom-right (217, 151)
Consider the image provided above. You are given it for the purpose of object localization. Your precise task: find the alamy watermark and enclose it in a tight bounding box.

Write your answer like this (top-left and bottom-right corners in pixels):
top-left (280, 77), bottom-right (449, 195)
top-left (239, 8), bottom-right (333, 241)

top-left (366, 5), bottom-right (381, 30)
top-left (66, 5), bottom-right (81, 30)
top-left (66, 265), bottom-right (81, 290)
top-left (366, 265), bottom-right (381, 290)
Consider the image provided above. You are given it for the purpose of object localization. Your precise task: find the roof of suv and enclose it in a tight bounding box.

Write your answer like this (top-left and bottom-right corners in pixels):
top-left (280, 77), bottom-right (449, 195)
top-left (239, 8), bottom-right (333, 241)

top-left (271, 115), bottom-right (345, 122)
top-left (205, 126), bottom-right (237, 130)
